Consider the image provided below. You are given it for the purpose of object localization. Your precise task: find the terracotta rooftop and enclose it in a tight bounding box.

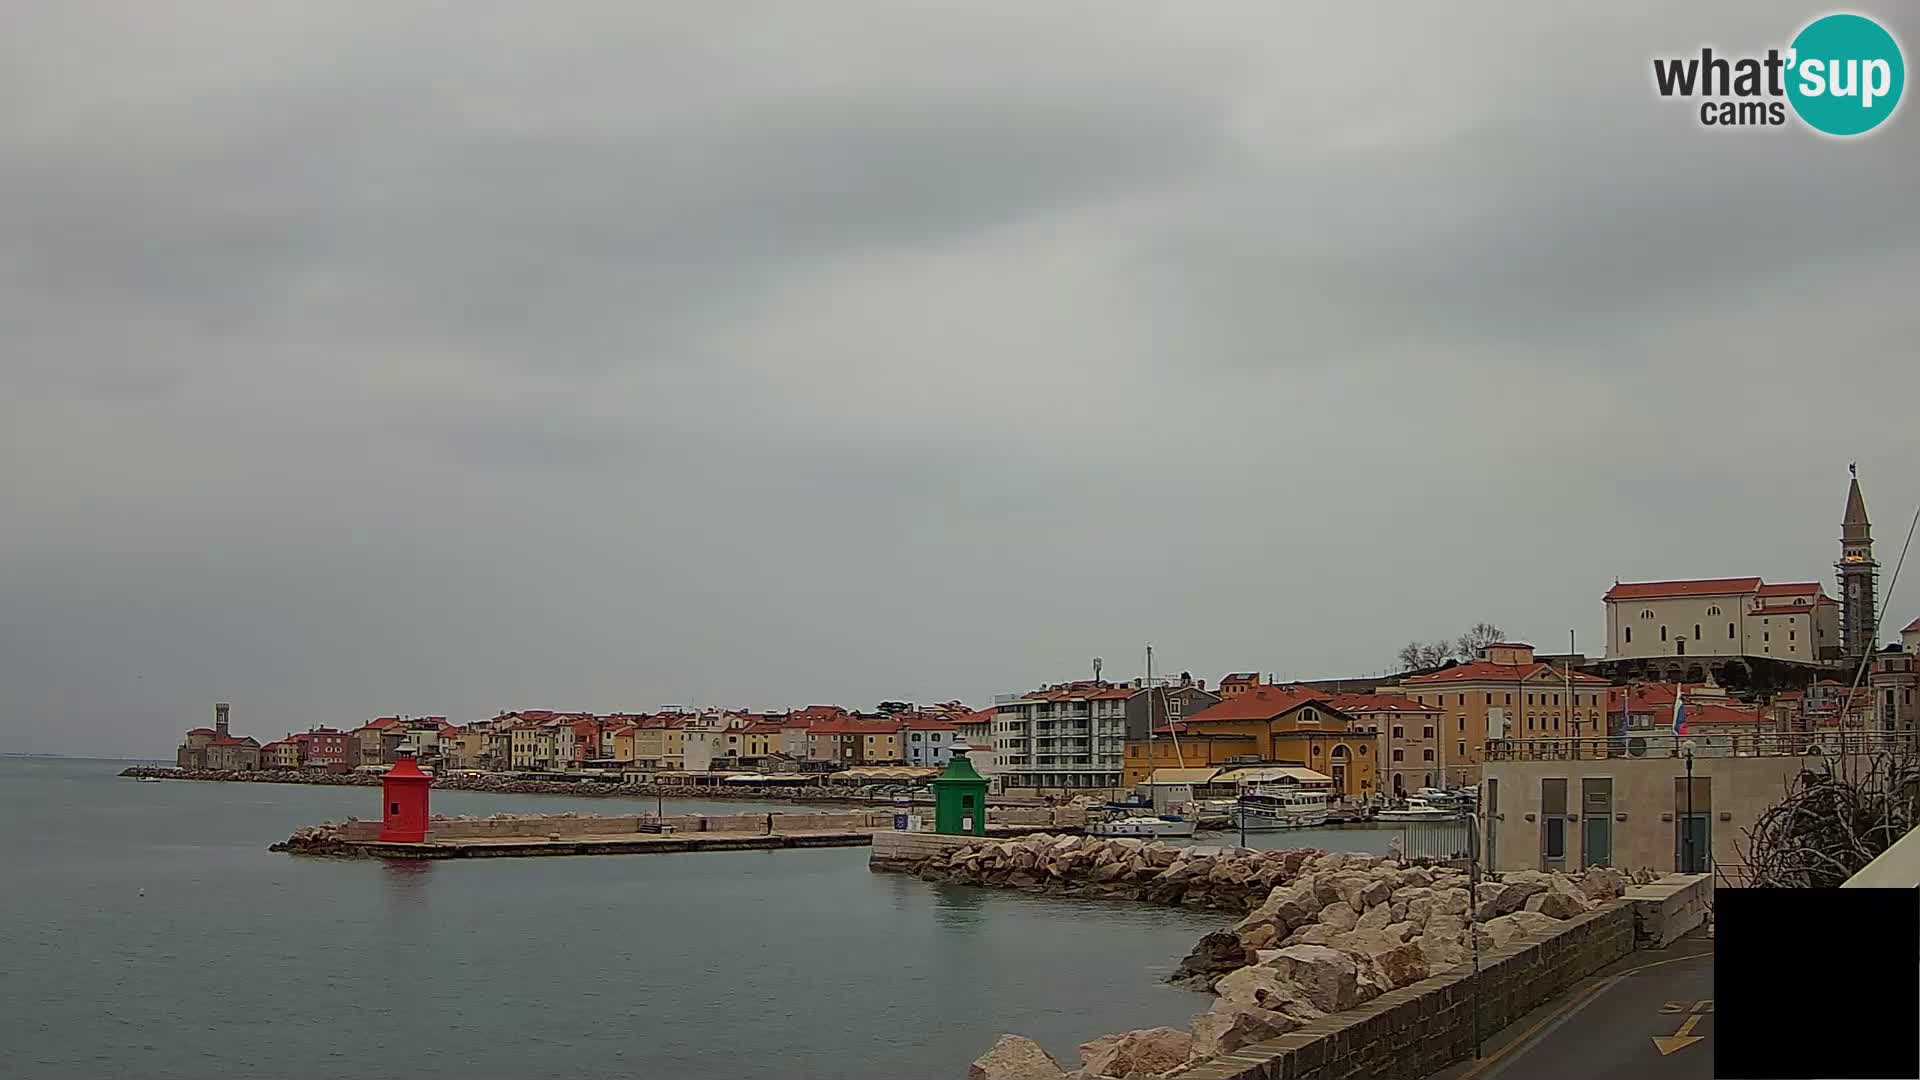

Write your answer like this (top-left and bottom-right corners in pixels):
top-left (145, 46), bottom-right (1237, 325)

top-left (1183, 685), bottom-right (1332, 722)
top-left (1604, 577), bottom-right (1763, 601)
top-left (1325, 692), bottom-right (1439, 714)
top-left (809, 719), bottom-right (906, 736)
top-left (1404, 659), bottom-right (1608, 685)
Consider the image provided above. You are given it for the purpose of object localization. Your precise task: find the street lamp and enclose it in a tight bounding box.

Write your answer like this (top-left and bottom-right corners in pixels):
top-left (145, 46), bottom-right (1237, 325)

top-left (1681, 740), bottom-right (1697, 873)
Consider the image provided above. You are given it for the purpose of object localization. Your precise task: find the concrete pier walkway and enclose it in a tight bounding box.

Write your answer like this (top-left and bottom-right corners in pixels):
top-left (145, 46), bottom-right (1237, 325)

top-left (348, 829), bottom-right (878, 859)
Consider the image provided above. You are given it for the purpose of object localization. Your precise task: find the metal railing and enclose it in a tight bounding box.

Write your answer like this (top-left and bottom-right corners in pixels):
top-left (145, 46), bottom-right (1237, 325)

top-left (1392, 818), bottom-right (1476, 865)
top-left (1484, 730), bottom-right (1918, 761)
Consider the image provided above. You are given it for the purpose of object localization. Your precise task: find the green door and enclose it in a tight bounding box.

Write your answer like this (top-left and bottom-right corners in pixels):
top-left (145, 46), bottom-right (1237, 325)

top-left (1582, 814), bottom-right (1611, 867)
top-left (1676, 815), bottom-right (1710, 873)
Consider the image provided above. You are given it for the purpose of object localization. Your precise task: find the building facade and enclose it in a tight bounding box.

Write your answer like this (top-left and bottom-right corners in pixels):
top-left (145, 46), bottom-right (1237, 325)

top-left (1396, 643), bottom-right (1611, 771)
top-left (1325, 692), bottom-right (1450, 793)
top-left (989, 681), bottom-right (1130, 793)
top-left (1604, 577), bottom-right (1839, 668)
top-left (1173, 686), bottom-right (1379, 799)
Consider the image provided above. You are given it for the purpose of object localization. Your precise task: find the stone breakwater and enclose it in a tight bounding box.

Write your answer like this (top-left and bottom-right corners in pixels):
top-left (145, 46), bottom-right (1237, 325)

top-left (122, 765), bottom-right (919, 805)
top-left (935, 835), bottom-right (1651, 1080)
top-left (884, 833), bottom-right (1335, 914)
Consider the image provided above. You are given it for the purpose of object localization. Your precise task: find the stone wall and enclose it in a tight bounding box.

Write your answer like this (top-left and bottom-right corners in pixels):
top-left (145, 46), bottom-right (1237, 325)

top-left (1178, 904), bottom-right (1637, 1080)
top-left (1625, 873), bottom-right (1712, 947)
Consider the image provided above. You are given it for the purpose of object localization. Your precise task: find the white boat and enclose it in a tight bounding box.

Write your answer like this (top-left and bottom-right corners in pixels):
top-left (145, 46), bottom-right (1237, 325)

top-left (1229, 785), bottom-right (1331, 831)
top-left (1375, 797), bottom-right (1459, 822)
top-left (1088, 814), bottom-right (1197, 838)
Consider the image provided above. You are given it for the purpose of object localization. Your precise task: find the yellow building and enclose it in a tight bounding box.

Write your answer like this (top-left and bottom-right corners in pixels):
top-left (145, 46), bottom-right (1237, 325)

top-left (631, 723), bottom-right (687, 770)
top-left (1396, 642), bottom-right (1611, 769)
top-left (1125, 686), bottom-right (1379, 799)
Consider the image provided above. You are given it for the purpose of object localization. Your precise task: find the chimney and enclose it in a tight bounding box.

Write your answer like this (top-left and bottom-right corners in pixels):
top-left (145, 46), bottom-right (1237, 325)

top-left (215, 702), bottom-right (231, 739)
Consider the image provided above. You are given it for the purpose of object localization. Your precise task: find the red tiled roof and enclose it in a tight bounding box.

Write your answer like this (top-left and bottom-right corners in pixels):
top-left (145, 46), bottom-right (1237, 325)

top-left (1904, 616), bottom-right (1920, 634)
top-left (954, 708), bottom-right (996, 727)
top-left (1325, 693), bottom-right (1439, 714)
top-left (1404, 660), bottom-right (1609, 685)
top-left (1605, 577), bottom-right (1763, 601)
top-left (741, 722), bottom-right (785, 735)
top-left (1685, 700), bottom-right (1768, 726)
top-left (809, 719), bottom-right (904, 736)
top-left (186, 728), bottom-right (216, 736)
top-left (899, 718), bottom-right (958, 732)
top-left (1220, 672), bottom-right (1259, 684)
top-left (1184, 685), bottom-right (1331, 722)
top-left (1756, 582), bottom-right (1823, 597)
top-left (1484, 641), bottom-right (1533, 649)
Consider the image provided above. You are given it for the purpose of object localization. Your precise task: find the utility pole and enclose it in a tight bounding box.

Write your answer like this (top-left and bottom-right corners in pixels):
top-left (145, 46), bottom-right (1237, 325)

top-left (1682, 742), bottom-right (1696, 873)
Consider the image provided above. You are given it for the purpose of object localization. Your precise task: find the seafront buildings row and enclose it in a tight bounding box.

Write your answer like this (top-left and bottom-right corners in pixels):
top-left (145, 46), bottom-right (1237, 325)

top-left (177, 471), bottom-right (1920, 879)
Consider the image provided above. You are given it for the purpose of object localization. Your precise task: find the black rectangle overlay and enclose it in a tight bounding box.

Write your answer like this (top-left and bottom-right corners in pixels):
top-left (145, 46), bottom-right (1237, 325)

top-left (1716, 887), bottom-right (1918, 1079)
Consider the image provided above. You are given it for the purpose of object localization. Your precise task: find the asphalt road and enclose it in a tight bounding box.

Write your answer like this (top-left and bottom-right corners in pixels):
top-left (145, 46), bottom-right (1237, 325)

top-left (1428, 932), bottom-right (1716, 1080)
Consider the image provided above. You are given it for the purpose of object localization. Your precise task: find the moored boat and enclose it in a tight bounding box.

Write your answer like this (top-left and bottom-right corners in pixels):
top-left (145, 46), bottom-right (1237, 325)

top-left (1228, 784), bottom-right (1331, 831)
top-left (1087, 814), bottom-right (1197, 838)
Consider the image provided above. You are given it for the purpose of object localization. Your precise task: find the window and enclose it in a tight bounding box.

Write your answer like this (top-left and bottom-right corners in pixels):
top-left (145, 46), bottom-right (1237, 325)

top-left (1358, 744), bottom-right (1368, 755)
top-left (1505, 694), bottom-right (1512, 705)
top-left (1457, 694), bottom-right (1466, 706)
top-left (389, 802), bottom-right (400, 815)
top-left (1423, 725), bottom-right (1435, 739)
top-left (1393, 748), bottom-right (1404, 761)
top-left (1457, 741), bottom-right (1466, 757)
top-left (1660, 625), bottom-right (1668, 641)
top-left (1694, 624), bottom-right (1701, 640)
top-left (1764, 632), bottom-right (1770, 642)
top-left (1423, 748), bottom-right (1434, 760)
top-left (1392, 725), bottom-right (1404, 738)
top-left (1546, 817), bottom-right (1566, 859)
top-left (1485, 693), bottom-right (1493, 705)
top-left (911, 733), bottom-right (922, 742)
top-left (1641, 609), bottom-right (1654, 619)
top-left (1625, 627), bottom-right (1632, 643)
top-left (1789, 629), bottom-right (1796, 641)
top-left (1729, 622), bottom-right (1736, 639)
top-left (1527, 693), bottom-right (1535, 706)
top-left (1458, 716), bottom-right (1465, 731)
top-left (1707, 605), bottom-right (1721, 616)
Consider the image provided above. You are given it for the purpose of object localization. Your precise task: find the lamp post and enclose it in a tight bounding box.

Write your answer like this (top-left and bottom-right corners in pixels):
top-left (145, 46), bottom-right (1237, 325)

top-left (1467, 810), bottom-right (1483, 1059)
top-left (1681, 741), bottom-right (1696, 873)
top-left (1238, 789), bottom-right (1248, 848)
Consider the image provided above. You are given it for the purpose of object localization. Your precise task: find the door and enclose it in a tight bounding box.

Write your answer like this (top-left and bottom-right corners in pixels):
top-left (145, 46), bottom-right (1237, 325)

top-left (1582, 816), bottom-right (1611, 868)
top-left (1677, 815), bottom-right (1710, 872)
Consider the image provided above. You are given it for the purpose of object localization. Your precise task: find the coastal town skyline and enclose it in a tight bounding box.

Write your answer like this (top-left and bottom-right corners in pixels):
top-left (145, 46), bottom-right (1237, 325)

top-left (5, 2), bottom-right (1918, 763)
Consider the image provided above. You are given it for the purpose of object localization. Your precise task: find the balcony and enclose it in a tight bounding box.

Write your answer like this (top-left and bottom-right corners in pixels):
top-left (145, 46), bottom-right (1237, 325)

top-left (1485, 730), bottom-right (1915, 761)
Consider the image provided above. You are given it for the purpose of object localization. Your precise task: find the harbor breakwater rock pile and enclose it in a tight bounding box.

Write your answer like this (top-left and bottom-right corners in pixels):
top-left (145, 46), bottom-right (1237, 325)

top-left (941, 837), bottom-right (1647, 1079)
top-left (121, 765), bottom-right (914, 804)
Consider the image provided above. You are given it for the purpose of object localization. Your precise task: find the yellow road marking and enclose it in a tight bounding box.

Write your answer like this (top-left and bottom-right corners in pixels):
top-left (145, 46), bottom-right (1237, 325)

top-left (1453, 950), bottom-right (1710, 1080)
top-left (1653, 1013), bottom-right (1707, 1055)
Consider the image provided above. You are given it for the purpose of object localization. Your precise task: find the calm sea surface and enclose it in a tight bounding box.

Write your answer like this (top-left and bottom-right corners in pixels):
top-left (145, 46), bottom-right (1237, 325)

top-left (0, 758), bottom-right (1399, 1080)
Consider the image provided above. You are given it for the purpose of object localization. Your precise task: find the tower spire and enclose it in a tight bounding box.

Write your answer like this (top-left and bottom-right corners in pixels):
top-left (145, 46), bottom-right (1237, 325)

top-left (1837, 467), bottom-right (1879, 660)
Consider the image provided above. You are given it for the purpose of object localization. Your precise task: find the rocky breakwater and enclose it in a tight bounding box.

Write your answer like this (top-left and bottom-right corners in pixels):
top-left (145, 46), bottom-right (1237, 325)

top-left (965, 853), bottom-right (1637, 1080)
top-left (904, 834), bottom-right (1305, 913)
top-left (269, 822), bottom-right (352, 856)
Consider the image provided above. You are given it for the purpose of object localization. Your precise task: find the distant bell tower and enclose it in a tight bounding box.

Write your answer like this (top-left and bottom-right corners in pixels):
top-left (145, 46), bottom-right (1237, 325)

top-left (215, 702), bottom-right (231, 740)
top-left (1837, 464), bottom-right (1879, 661)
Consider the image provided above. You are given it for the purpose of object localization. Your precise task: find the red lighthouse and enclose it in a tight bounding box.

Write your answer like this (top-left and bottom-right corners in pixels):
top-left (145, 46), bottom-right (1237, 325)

top-left (377, 756), bottom-right (431, 843)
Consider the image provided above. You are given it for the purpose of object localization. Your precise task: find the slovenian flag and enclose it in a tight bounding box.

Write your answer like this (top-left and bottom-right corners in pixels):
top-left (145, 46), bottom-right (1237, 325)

top-left (1671, 693), bottom-right (1687, 737)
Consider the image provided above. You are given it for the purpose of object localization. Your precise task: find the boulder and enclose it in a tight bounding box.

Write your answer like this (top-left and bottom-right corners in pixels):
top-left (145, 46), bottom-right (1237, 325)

top-left (1393, 867), bottom-right (1435, 890)
top-left (1283, 923), bottom-right (1342, 946)
top-left (1080, 1026), bottom-right (1193, 1080)
top-left (1168, 931), bottom-right (1249, 989)
top-left (1431, 887), bottom-right (1471, 917)
top-left (1578, 867), bottom-right (1628, 902)
top-left (1528, 877), bottom-right (1591, 919)
top-left (1417, 932), bottom-right (1468, 972)
top-left (1481, 910), bottom-right (1564, 948)
top-left (1212, 966), bottom-right (1326, 1022)
top-left (1077, 1034), bottom-right (1121, 1066)
top-left (1475, 879), bottom-right (1547, 921)
top-left (1261, 944), bottom-right (1363, 1013)
top-left (1382, 920), bottom-right (1418, 943)
top-left (1366, 941), bottom-right (1430, 989)
top-left (1261, 885), bottom-right (1318, 931)
top-left (968, 1035), bottom-right (1068, 1080)
top-left (1354, 903), bottom-right (1393, 932)
top-left (1316, 901), bottom-right (1359, 932)
top-left (1190, 1005), bottom-right (1301, 1058)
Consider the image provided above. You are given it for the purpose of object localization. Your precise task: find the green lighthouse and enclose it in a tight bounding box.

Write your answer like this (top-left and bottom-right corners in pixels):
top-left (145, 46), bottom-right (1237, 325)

top-left (930, 748), bottom-right (989, 835)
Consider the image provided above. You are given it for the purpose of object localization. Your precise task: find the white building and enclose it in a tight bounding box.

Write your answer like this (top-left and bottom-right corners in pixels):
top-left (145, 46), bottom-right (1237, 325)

top-left (900, 717), bottom-right (960, 768)
top-left (989, 681), bottom-right (1129, 794)
top-left (1604, 577), bottom-right (1839, 666)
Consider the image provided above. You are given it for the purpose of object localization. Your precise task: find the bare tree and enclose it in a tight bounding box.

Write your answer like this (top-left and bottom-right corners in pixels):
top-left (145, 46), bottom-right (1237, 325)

top-left (1397, 623), bottom-right (1505, 671)
top-left (1454, 622), bottom-right (1506, 660)
top-left (1734, 745), bottom-right (1919, 887)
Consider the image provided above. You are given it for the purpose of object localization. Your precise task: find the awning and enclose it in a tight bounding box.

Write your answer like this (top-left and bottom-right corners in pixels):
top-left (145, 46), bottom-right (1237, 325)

top-left (1144, 767), bottom-right (1223, 785)
top-left (1213, 765), bottom-right (1334, 786)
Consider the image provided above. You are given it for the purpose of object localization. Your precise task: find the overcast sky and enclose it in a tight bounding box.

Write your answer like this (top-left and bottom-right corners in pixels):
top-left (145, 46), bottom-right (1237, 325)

top-left (5, 3), bottom-right (1917, 756)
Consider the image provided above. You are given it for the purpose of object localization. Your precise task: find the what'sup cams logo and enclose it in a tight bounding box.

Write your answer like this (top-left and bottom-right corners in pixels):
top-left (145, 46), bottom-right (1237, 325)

top-left (1654, 12), bottom-right (1904, 135)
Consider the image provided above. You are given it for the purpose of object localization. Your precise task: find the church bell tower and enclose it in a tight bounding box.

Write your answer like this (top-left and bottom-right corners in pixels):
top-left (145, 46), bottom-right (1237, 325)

top-left (1837, 465), bottom-right (1879, 661)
